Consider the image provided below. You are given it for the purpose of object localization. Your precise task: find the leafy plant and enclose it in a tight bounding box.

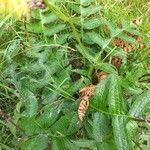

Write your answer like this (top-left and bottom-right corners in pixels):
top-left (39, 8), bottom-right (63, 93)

top-left (0, 0), bottom-right (149, 149)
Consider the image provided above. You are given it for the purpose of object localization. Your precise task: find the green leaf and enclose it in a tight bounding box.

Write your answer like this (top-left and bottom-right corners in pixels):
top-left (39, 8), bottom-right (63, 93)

top-left (92, 113), bottom-right (110, 142)
top-left (129, 90), bottom-right (150, 117)
top-left (72, 139), bottom-right (95, 148)
top-left (66, 113), bottom-right (81, 135)
top-left (64, 138), bottom-right (80, 150)
top-left (26, 22), bottom-right (43, 33)
top-left (86, 32), bottom-right (106, 49)
top-left (96, 139), bottom-right (117, 150)
top-left (50, 112), bottom-right (79, 136)
top-left (112, 116), bottom-right (133, 150)
top-left (97, 63), bottom-right (116, 74)
top-left (126, 120), bottom-right (138, 140)
top-left (107, 74), bottom-right (123, 114)
top-left (51, 137), bottom-right (65, 150)
top-left (76, 44), bottom-right (95, 62)
top-left (41, 13), bottom-right (58, 24)
top-left (92, 77), bottom-right (109, 110)
top-left (80, 0), bottom-right (94, 6)
top-left (21, 89), bottom-right (38, 117)
top-left (19, 117), bottom-right (41, 136)
top-left (117, 33), bottom-right (138, 45)
top-left (37, 106), bottom-right (60, 128)
top-left (44, 24), bottom-right (66, 36)
top-left (81, 5), bottom-right (101, 16)
top-left (82, 18), bottom-right (102, 29)
top-left (21, 134), bottom-right (48, 150)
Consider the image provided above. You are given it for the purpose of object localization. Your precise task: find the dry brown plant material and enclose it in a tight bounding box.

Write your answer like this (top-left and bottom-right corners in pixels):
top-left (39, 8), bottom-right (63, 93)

top-left (78, 84), bottom-right (96, 123)
top-left (111, 19), bottom-right (145, 68)
top-left (78, 72), bottom-right (108, 123)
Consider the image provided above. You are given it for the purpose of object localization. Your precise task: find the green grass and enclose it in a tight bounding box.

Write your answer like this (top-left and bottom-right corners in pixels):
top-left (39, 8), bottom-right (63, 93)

top-left (0, 0), bottom-right (150, 149)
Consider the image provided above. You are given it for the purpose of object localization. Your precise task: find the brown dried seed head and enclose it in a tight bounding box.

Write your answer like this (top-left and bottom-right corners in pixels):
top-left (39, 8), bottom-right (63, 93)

top-left (79, 85), bottom-right (95, 97)
top-left (97, 71), bottom-right (107, 81)
top-left (78, 85), bottom-right (96, 123)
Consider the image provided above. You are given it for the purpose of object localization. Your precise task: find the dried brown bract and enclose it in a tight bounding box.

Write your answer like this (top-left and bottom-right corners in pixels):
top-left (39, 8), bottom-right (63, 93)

top-left (78, 72), bottom-right (108, 123)
top-left (78, 85), bottom-right (96, 123)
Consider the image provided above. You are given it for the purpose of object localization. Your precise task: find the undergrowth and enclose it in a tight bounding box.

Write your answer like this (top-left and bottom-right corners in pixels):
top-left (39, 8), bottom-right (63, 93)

top-left (0, 0), bottom-right (150, 150)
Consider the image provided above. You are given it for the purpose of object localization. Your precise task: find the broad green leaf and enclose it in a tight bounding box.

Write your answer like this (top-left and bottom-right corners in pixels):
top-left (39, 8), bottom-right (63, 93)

top-left (129, 90), bottom-right (150, 117)
top-left (41, 13), bottom-right (58, 24)
top-left (22, 89), bottom-right (38, 117)
top-left (82, 18), bottom-right (102, 29)
top-left (54, 33), bottom-right (69, 44)
top-left (19, 79), bottom-right (38, 117)
top-left (42, 90), bottom-right (59, 104)
top-left (81, 5), bottom-right (101, 16)
top-left (112, 116), bottom-right (133, 150)
top-left (44, 24), bottom-right (66, 36)
top-left (126, 120), bottom-right (138, 140)
top-left (72, 139), bottom-right (95, 148)
top-left (96, 139), bottom-right (117, 150)
top-left (97, 63), bottom-right (116, 74)
top-left (66, 113), bottom-right (81, 135)
top-left (86, 32), bottom-right (106, 49)
top-left (76, 45), bottom-right (95, 62)
top-left (50, 112), bottom-right (79, 136)
top-left (51, 137), bottom-right (65, 150)
top-left (92, 113), bottom-right (110, 142)
top-left (66, 79), bottom-right (83, 95)
top-left (80, 0), bottom-right (94, 6)
top-left (92, 77), bottom-right (109, 110)
top-left (21, 134), bottom-right (48, 150)
top-left (108, 74), bottom-right (123, 114)
top-left (31, 9), bottom-right (41, 19)
top-left (26, 22), bottom-right (43, 33)
top-left (64, 139), bottom-right (79, 150)
top-left (19, 117), bottom-right (41, 136)
top-left (37, 106), bottom-right (60, 128)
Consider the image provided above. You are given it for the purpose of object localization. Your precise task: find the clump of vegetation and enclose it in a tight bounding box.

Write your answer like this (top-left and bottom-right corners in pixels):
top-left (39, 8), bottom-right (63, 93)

top-left (0, 0), bottom-right (150, 149)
